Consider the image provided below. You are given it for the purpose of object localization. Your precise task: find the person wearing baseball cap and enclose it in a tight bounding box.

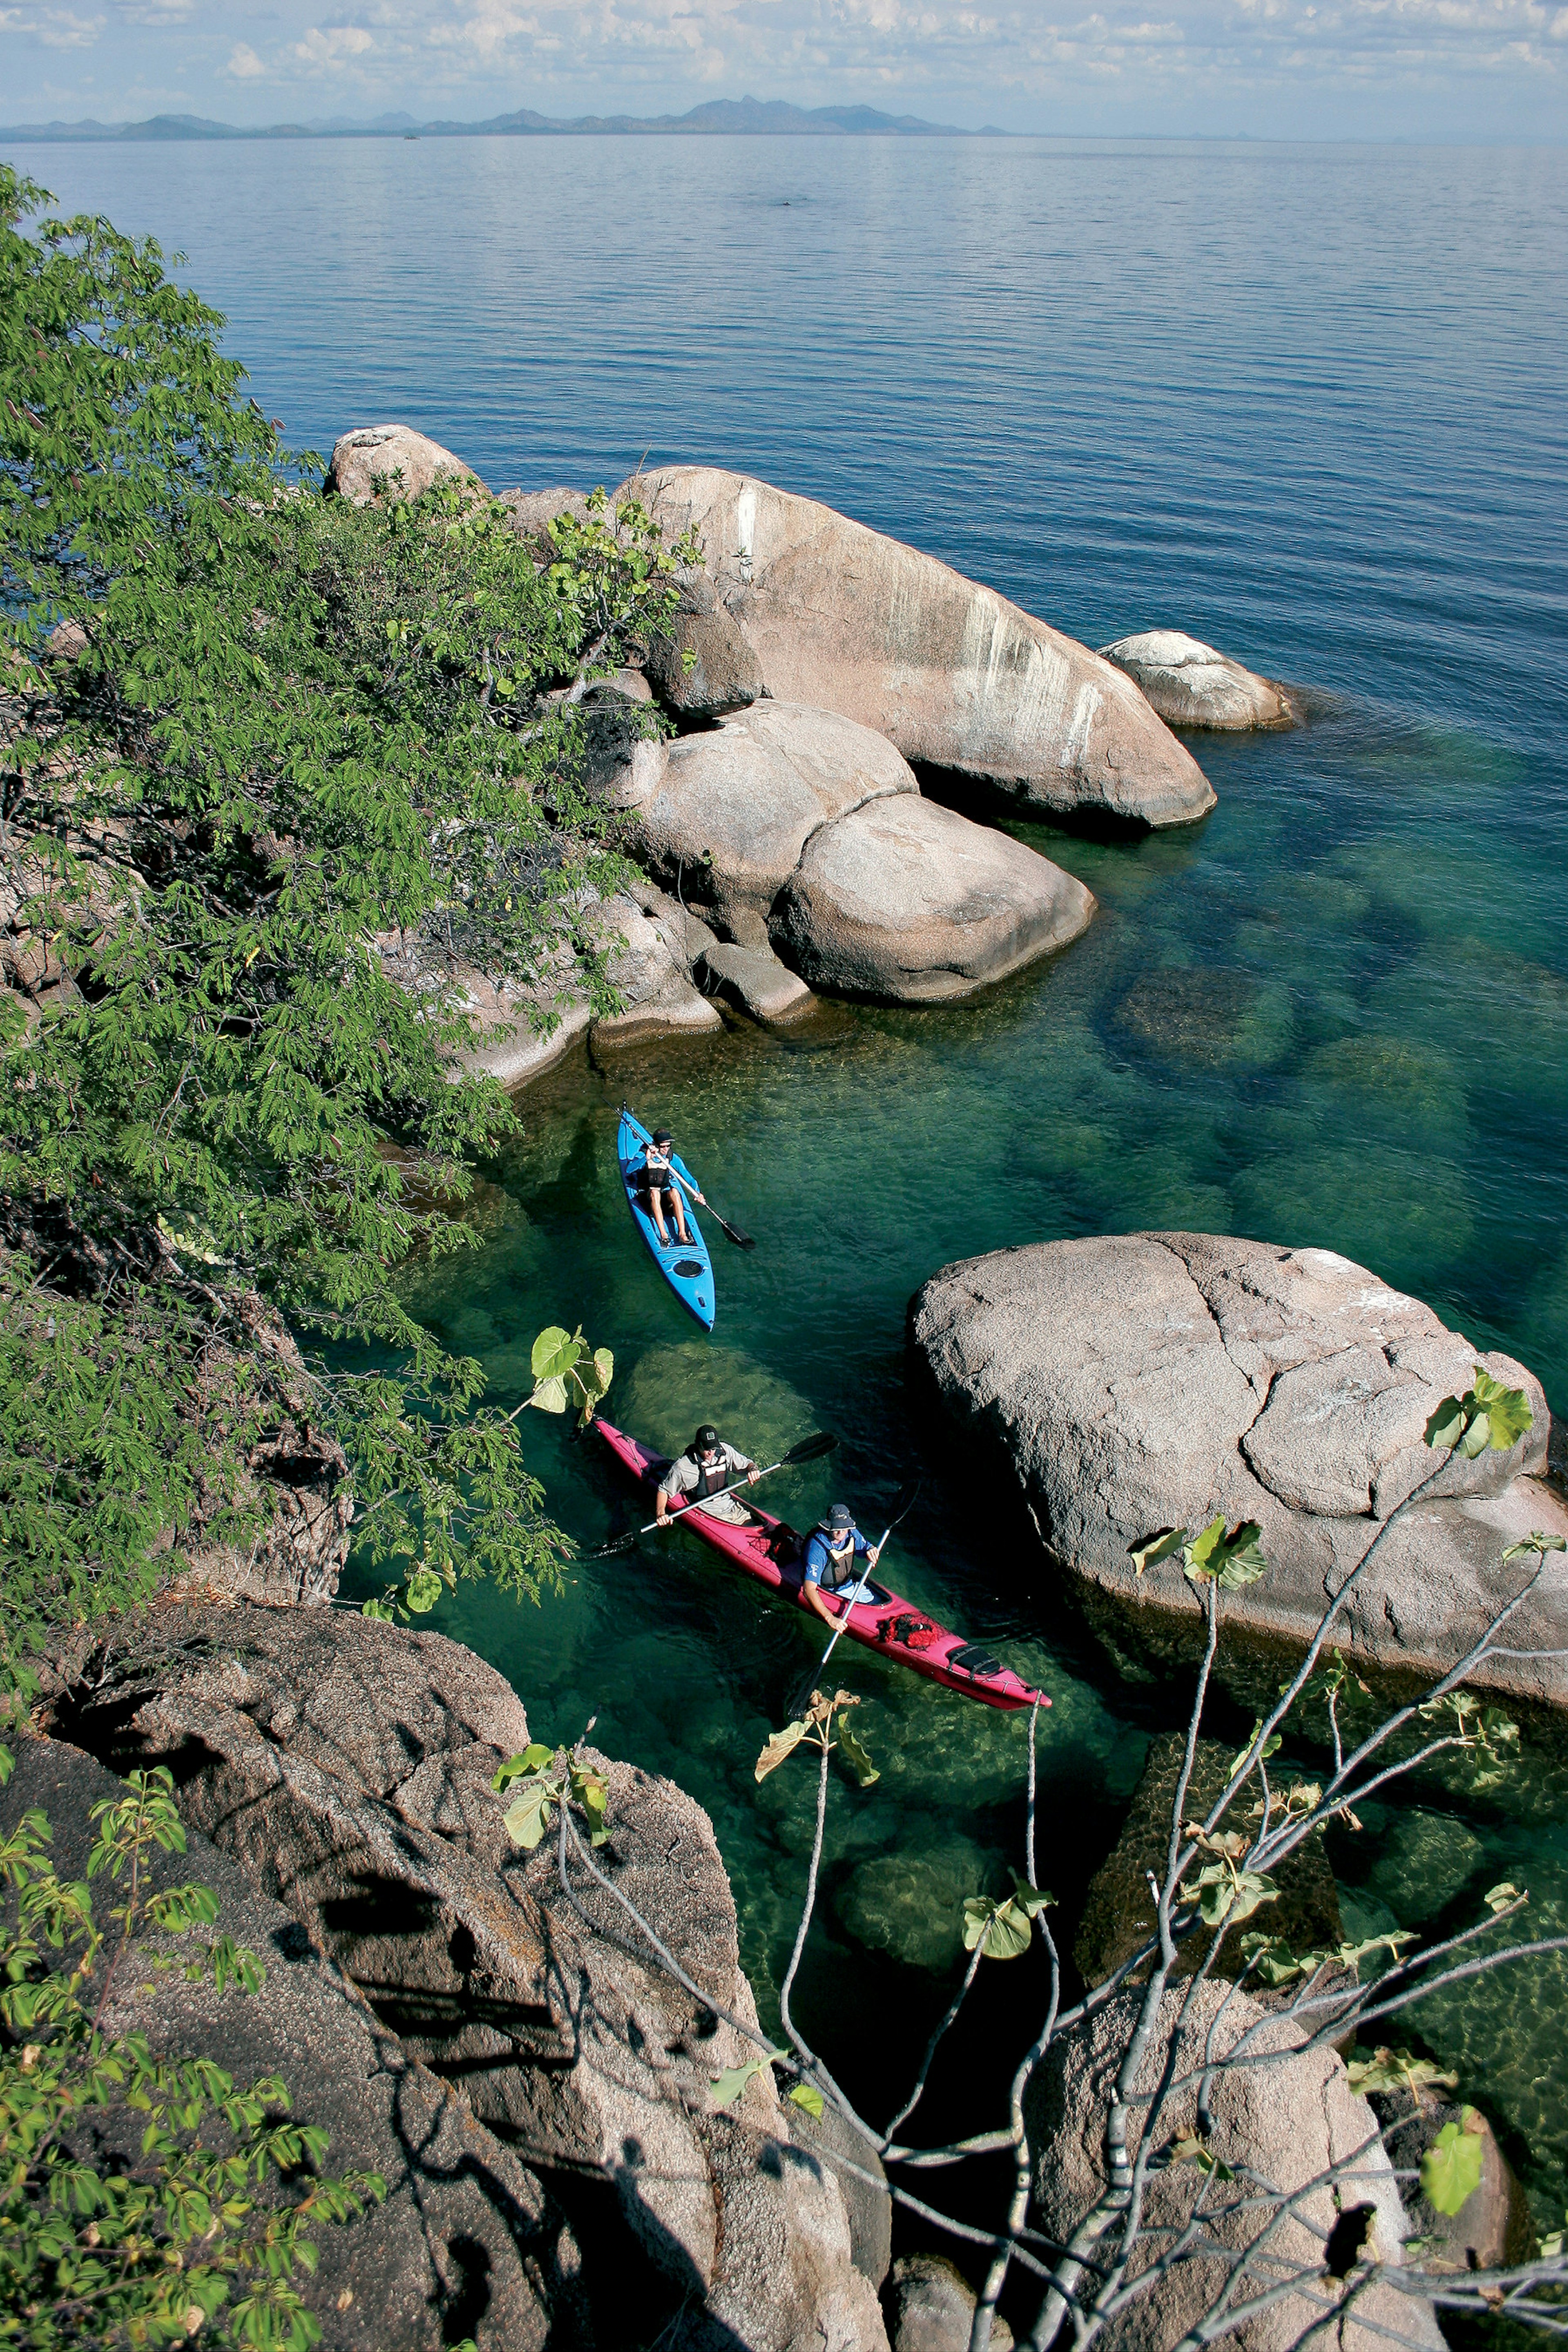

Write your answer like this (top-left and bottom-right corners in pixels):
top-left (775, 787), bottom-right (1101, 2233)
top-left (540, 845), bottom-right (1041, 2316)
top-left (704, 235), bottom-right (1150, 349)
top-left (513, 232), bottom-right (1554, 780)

top-left (801, 1503), bottom-right (881, 1628)
top-left (655, 1424), bottom-right (760, 1528)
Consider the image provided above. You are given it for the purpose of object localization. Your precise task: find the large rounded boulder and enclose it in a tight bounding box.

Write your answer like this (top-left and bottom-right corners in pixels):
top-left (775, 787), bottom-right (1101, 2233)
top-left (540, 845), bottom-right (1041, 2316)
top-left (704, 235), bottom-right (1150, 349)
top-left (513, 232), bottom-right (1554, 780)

top-left (773, 795), bottom-right (1094, 1003)
top-left (327, 423), bottom-right (486, 507)
top-left (617, 467), bottom-right (1215, 829)
top-left (1100, 630), bottom-right (1297, 730)
top-left (1027, 1980), bottom-right (1441, 2352)
top-left (910, 1232), bottom-right (1566, 1706)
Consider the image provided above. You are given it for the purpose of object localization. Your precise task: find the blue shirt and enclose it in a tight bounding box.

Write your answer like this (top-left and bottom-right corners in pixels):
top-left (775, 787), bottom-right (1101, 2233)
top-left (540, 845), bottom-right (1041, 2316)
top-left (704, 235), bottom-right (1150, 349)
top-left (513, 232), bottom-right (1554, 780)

top-left (803, 1528), bottom-right (870, 1591)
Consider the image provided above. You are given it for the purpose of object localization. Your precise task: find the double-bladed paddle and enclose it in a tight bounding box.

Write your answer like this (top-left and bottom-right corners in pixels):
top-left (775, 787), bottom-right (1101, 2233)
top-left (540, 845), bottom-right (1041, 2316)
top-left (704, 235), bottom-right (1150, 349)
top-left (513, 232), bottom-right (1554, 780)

top-left (584, 1430), bottom-right (838, 1559)
top-left (621, 1102), bottom-right (755, 1250)
top-left (788, 1478), bottom-right (922, 1719)
top-left (671, 1163), bottom-right (754, 1252)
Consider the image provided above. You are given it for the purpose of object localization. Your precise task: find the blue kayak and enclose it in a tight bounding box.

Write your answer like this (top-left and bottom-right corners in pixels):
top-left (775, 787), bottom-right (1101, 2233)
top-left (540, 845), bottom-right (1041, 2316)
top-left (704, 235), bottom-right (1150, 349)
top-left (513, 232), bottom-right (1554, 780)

top-left (617, 1106), bottom-right (715, 1332)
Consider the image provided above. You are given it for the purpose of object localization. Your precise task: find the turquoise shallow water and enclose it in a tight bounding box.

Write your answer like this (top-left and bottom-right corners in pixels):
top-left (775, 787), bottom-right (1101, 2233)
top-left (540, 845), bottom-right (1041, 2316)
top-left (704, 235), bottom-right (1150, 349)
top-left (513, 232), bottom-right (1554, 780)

top-left (16, 131), bottom-right (1568, 2248)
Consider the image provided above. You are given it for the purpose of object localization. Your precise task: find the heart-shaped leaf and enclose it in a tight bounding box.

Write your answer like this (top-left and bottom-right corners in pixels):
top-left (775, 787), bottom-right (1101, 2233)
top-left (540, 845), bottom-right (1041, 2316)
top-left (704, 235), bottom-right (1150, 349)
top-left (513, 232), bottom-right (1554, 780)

top-left (788, 2080), bottom-right (825, 2119)
top-left (1421, 2113), bottom-right (1485, 2216)
top-left (404, 1567), bottom-right (443, 1615)
top-left (530, 1325), bottom-right (580, 1381)
top-left (1129, 1528), bottom-right (1188, 1577)
top-left (502, 1787), bottom-right (555, 1850)
top-left (962, 1893), bottom-right (1033, 1960)
top-left (755, 1719), bottom-right (808, 1782)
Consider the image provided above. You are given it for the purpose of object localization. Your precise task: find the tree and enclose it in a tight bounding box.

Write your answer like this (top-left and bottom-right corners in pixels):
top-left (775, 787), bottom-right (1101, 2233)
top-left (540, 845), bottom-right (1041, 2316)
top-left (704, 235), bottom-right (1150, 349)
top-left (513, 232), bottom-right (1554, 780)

top-left (0, 165), bottom-right (677, 1655)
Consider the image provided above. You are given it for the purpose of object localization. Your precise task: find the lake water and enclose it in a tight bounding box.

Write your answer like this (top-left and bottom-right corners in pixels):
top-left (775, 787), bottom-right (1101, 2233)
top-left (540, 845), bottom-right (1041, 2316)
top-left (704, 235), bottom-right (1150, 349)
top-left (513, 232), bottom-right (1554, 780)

top-left (18, 134), bottom-right (1568, 2260)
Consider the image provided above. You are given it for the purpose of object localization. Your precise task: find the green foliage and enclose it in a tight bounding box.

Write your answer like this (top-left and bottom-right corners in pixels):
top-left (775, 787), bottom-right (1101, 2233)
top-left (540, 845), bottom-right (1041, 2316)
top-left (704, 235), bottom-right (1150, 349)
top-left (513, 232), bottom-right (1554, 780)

top-left (1416, 1690), bottom-right (1520, 1789)
top-left (0, 167), bottom-right (683, 1657)
top-left (754, 1691), bottom-right (877, 1788)
top-left (1345, 2047), bottom-right (1458, 2099)
top-left (960, 1877), bottom-right (1056, 1961)
top-left (0, 1256), bottom-right (267, 1655)
top-left (1170, 2134), bottom-right (1234, 2183)
top-left (1178, 1828), bottom-right (1279, 1930)
top-left (707, 2046), bottom-right (822, 2117)
top-left (1421, 2110), bottom-right (1485, 2217)
top-left (1239, 1927), bottom-right (1417, 1988)
top-left (525, 1325), bottom-right (615, 1426)
top-left (1423, 1366), bottom-right (1534, 1458)
top-left (0, 1751), bottom-right (382, 2346)
top-left (492, 1737), bottom-right (609, 1851)
top-left (1128, 1517), bottom-right (1267, 1590)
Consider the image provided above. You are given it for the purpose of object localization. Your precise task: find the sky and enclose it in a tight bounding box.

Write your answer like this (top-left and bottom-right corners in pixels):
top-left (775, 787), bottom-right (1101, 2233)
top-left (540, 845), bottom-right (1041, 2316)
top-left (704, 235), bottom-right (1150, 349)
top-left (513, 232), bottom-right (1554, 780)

top-left (2, 0), bottom-right (1566, 142)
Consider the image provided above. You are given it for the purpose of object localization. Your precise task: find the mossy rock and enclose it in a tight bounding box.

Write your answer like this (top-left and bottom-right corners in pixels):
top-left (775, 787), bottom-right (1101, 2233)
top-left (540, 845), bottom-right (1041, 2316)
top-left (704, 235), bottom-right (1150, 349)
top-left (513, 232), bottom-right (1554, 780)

top-left (837, 1835), bottom-right (1004, 1973)
top-left (1112, 967), bottom-right (1292, 1073)
top-left (1074, 1732), bottom-right (1342, 1987)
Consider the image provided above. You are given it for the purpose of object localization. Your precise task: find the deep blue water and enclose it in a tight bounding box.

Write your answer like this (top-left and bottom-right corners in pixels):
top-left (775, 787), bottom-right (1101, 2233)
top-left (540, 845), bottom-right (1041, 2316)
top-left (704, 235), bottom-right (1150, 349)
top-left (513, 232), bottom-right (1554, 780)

top-left (16, 134), bottom-right (1568, 2247)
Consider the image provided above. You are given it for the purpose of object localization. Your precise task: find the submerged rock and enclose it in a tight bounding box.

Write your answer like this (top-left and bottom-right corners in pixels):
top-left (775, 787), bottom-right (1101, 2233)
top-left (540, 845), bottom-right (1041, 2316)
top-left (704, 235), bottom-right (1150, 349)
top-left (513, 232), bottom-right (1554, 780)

top-left (1100, 630), bottom-right (1297, 731)
top-left (327, 423), bottom-right (485, 507)
top-left (619, 466), bottom-right (1215, 829)
top-left (910, 1233), bottom-right (1567, 1709)
top-left (1027, 1980), bottom-right (1441, 2352)
top-left (53, 1602), bottom-right (890, 2352)
top-left (1074, 1732), bottom-right (1341, 1988)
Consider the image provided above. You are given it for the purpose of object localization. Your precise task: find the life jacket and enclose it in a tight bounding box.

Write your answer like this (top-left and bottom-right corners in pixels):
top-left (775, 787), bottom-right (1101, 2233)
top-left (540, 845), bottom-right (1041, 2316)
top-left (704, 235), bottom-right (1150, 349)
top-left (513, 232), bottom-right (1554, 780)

top-left (642, 1145), bottom-right (675, 1188)
top-left (812, 1532), bottom-right (862, 1593)
top-left (693, 1451), bottom-right (730, 1500)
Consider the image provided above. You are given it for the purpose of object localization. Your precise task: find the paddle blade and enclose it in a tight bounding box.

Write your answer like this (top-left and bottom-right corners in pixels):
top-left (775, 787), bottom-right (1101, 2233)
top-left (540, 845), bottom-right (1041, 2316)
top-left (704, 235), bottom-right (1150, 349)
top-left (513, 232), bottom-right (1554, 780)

top-left (581, 1529), bottom-right (639, 1561)
top-left (784, 1430), bottom-right (838, 1466)
top-left (712, 1210), bottom-right (755, 1250)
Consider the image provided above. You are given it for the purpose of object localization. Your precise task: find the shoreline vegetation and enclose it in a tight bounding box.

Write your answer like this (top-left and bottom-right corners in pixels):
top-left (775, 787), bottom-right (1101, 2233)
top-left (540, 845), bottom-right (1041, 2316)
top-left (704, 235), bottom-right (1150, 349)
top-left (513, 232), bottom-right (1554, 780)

top-left (5, 165), bottom-right (1568, 2350)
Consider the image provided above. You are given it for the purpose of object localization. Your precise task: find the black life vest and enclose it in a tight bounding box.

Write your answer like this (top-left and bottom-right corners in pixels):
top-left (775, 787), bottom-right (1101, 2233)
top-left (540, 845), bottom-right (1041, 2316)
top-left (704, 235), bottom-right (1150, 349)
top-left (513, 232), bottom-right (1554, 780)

top-left (693, 1451), bottom-right (730, 1500)
top-left (814, 1532), bottom-right (862, 1592)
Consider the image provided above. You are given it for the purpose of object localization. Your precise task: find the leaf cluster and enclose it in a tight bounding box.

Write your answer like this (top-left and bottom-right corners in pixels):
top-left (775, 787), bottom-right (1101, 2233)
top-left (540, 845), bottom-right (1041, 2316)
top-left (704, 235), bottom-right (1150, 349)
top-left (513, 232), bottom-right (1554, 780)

top-left (1, 167), bottom-right (678, 1654)
top-left (0, 1750), bottom-right (383, 2347)
top-left (493, 1740), bottom-right (609, 1851)
top-left (755, 1690), bottom-right (878, 1788)
top-left (1129, 1517), bottom-right (1267, 1590)
top-left (1423, 1367), bottom-right (1533, 1459)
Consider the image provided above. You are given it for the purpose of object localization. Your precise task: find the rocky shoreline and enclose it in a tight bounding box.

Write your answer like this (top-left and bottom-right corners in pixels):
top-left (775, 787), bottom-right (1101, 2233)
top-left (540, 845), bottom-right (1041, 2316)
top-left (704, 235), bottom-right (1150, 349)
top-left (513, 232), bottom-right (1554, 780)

top-left (327, 424), bottom-right (1297, 1091)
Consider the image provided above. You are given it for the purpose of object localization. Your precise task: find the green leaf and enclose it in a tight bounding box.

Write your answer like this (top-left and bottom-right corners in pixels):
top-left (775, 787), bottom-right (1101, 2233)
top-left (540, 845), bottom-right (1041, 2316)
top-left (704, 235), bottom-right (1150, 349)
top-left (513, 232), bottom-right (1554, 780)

top-left (494, 1744), bottom-right (555, 1790)
top-left (1184, 1517), bottom-right (1227, 1575)
top-left (502, 1787), bottom-right (555, 1850)
top-left (404, 1567), bottom-right (443, 1614)
top-left (1425, 1397), bottom-right (1467, 1450)
top-left (1421, 2114), bottom-right (1485, 2216)
top-left (710, 2052), bottom-right (778, 2107)
top-left (836, 1718), bottom-right (880, 1789)
top-left (1128, 1527), bottom-right (1188, 1576)
top-left (1171, 2134), bottom-right (1235, 2181)
top-left (755, 1719), bottom-right (808, 1782)
top-left (361, 1597), bottom-right (398, 1622)
top-left (530, 1375), bottom-right (570, 1415)
top-left (1229, 1719), bottom-right (1283, 1781)
top-left (530, 1325), bottom-right (581, 1382)
top-left (1483, 1882), bottom-right (1525, 1913)
top-left (962, 1893), bottom-right (1034, 1960)
top-left (1503, 1531), bottom-right (1566, 1559)
top-left (1469, 1369), bottom-right (1533, 1450)
top-left (1347, 2048), bottom-right (1458, 2097)
top-left (787, 2080), bottom-right (825, 2120)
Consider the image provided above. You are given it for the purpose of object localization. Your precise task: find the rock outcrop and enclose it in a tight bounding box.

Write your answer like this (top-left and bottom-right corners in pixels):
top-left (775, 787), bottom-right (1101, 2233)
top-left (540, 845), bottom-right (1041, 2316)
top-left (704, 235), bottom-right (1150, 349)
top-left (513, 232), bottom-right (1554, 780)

top-left (53, 1601), bottom-right (889, 2352)
top-left (1099, 631), bottom-right (1297, 731)
top-left (643, 575), bottom-right (765, 718)
top-left (619, 702), bottom-right (1094, 1002)
top-left (1373, 2095), bottom-right (1534, 2274)
top-left (617, 467), bottom-right (1215, 829)
top-left (4, 1736), bottom-right (577, 2350)
top-left (327, 425), bottom-right (485, 508)
top-left (497, 483), bottom-right (592, 552)
top-left (702, 939), bottom-right (817, 1024)
top-left (1026, 1980), bottom-right (1441, 2352)
top-left (883, 2253), bottom-right (1014, 2351)
top-left (911, 1234), bottom-right (1567, 1708)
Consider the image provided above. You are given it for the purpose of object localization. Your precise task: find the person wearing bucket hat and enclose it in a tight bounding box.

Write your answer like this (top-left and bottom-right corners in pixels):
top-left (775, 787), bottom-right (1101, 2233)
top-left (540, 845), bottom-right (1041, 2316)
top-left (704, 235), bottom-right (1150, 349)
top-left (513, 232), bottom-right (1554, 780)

top-left (801, 1502), bottom-right (881, 1628)
top-left (655, 1423), bottom-right (760, 1528)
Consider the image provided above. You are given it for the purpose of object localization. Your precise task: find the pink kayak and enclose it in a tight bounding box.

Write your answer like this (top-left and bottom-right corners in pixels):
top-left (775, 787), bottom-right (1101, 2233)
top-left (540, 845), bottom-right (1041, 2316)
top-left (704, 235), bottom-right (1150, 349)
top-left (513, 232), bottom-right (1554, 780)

top-left (595, 1419), bottom-right (1049, 1715)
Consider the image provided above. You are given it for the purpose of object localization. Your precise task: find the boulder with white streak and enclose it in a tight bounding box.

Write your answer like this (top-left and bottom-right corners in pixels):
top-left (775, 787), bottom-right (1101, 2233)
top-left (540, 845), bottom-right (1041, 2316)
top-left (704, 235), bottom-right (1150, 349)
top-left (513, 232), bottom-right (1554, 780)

top-left (617, 466), bottom-right (1215, 829)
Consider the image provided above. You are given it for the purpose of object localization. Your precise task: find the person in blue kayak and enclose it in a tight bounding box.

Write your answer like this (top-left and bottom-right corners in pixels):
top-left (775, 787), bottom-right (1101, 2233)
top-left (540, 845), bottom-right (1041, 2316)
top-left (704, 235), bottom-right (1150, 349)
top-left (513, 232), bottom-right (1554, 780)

top-left (638, 1126), bottom-right (708, 1249)
top-left (656, 1425), bottom-right (760, 1528)
top-left (802, 1503), bottom-right (882, 1627)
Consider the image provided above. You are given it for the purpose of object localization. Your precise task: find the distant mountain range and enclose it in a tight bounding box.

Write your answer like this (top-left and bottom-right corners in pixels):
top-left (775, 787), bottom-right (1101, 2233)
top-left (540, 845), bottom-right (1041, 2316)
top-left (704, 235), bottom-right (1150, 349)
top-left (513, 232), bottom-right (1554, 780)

top-left (0, 96), bottom-right (1005, 144)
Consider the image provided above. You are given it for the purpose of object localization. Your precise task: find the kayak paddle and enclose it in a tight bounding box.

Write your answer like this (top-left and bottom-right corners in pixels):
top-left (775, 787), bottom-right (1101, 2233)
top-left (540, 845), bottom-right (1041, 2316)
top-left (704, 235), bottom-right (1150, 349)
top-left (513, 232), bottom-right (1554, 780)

top-left (789, 1479), bottom-right (922, 1718)
top-left (584, 1429), bottom-right (838, 1559)
top-left (672, 1163), bottom-right (754, 1251)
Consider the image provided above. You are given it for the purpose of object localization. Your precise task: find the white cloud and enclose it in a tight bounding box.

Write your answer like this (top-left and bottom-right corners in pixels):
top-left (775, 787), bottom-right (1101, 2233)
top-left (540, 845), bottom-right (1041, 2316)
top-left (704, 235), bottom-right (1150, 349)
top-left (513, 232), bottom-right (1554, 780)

top-left (225, 36), bottom-right (265, 71)
top-left (292, 20), bottom-right (374, 67)
top-left (2, 3), bottom-right (107, 42)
